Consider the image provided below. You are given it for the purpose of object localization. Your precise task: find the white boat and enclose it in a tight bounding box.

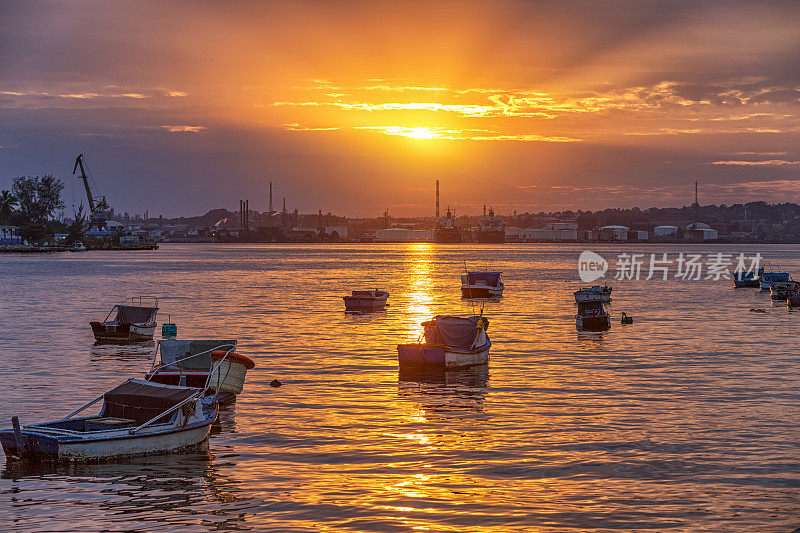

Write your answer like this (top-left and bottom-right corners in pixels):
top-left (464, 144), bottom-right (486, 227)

top-left (574, 285), bottom-right (612, 303)
top-left (0, 379), bottom-right (217, 462)
top-left (91, 297), bottom-right (158, 343)
top-left (343, 289), bottom-right (389, 312)
top-left (146, 340), bottom-right (255, 398)
top-left (461, 271), bottom-right (504, 298)
top-left (397, 315), bottom-right (491, 369)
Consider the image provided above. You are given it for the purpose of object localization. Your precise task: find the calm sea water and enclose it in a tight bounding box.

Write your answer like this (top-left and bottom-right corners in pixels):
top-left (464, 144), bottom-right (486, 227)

top-left (0, 243), bottom-right (798, 532)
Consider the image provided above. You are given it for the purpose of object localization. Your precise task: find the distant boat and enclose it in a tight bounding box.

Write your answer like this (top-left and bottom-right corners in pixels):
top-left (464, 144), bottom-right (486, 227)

top-left (574, 285), bottom-right (612, 303)
top-left (0, 379), bottom-right (217, 462)
top-left (787, 284), bottom-right (800, 307)
top-left (575, 292), bottom-right (610, 331)
top-left (145, 340), bottom-right (255, 401)
top-left (769, 279), bottom-right (795, 300)
top-left (760, 270), bottom-right (789, 291)
top-left (397, 315), bottom-right (491, 369)
top-left (733, 268), bottom-right (761, 288)
top-left (90, 297), bottom-right (158, 343)
top-left (461, 271), bottom-right (504, 298)
top-left (475, 206), bottom-right (504, 243)
top-left (343, 289), bottom-right (389, 312)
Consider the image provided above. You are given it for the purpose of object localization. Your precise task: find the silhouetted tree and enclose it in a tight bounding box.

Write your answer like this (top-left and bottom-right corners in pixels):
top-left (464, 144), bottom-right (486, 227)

top-left (0, 190), bottom-right (16, 225)
top-left (11, 175), bottom-right (65, 224)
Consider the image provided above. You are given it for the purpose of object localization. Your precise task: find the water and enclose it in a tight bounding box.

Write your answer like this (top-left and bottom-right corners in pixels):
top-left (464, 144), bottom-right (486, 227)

top-left (0, 243), bottom-right (798, 532)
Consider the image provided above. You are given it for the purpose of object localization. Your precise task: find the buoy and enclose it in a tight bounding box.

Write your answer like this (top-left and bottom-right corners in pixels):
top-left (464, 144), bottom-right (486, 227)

top-left (621, 312), bottom-right (634, 324)
top-left (749, 308), bottom-right (767, 313)
top-left (269, 379), bottom-right (282, 388)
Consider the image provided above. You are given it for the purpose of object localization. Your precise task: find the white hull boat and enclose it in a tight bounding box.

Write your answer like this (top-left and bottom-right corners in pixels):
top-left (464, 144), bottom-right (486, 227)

top-left (461, 271), bottom-right (504, 298)
top-left (398, 315), bottom-right (491, 369)
top-left (0, 379), bottom-right (217, 462)
top-left (91, 296), bottom-right (159, 343)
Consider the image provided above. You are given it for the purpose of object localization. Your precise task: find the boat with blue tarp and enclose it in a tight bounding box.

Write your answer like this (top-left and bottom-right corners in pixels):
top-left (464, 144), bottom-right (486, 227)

top-left (461, 271), bottom-right (504, 298)
top-left (733, 268), bottom-right (761, 288)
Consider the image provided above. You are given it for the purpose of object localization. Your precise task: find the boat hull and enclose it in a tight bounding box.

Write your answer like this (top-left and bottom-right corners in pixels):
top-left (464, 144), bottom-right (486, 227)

top-left (475, 230), bottom-right (504, 243)
top-left (343, 297), bottom-right (388, 312)
top-left (733, 279), bottom-right (760, 288)
top-left (461, 285), bottom-right (504, 299)
top-left (90, 322), bottom-right (156, 343)
top-left (576, 314), bottom-right (611, 331)
top-left (0, 417), bottom-right (213, 462)
top-left (787, 296), bottom-right (800, 308)
top-left (397, 343), bottom-right (490, 369)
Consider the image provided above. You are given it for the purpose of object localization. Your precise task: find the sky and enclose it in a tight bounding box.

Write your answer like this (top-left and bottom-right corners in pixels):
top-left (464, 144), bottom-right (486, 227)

top-left (1, 0), bottom-right (799, 217)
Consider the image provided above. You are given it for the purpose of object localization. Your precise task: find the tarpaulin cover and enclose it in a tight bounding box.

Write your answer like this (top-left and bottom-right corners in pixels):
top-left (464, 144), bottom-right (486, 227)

top-left (103, 379), bottom-right (197, 424)
top-left (466, 272), bottom-right (501, 286)
top-left (424, 316), bottom-right (481, 349)
top-left (114, 305), bottom-right (158, 324)
top-left (160, 340), bottom-right (237, 370)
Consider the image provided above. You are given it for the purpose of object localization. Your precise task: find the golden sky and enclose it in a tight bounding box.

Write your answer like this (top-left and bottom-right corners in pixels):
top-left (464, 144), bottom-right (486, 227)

top-left (1, 0), bottom-right (799, 216)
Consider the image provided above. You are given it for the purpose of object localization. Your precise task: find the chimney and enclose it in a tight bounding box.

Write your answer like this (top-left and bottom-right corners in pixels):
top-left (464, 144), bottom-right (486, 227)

top-left (435, 179), bottom-right (440, 219)
top-left (483, 204), bottom-right (486, 217)
top-left (269, 181), bottom-right (274, 215)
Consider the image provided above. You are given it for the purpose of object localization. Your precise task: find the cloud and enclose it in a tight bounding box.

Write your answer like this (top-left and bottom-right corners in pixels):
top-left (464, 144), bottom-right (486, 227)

top-left (165, 90), bottom-right (188, 97)
top-left (712, 159), bottom-right (800, 166)
top-left (161, 125), bottom-right (207, 133)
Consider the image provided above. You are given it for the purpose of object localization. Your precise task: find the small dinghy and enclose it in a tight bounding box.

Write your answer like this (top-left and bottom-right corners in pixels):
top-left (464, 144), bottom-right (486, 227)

top-left (0, 379), bottom-right (217, 462)
top-left (461, 271), bottom-right (504, 299)
top-left (91, 297), bottom-right (159, 343)
top-left (574, 285), bottom-right (612, 303)
top-left (733, 268), bottom-right (761, 288)
top-left (575, 292), bottom-right (610, 331)
top-left (786, 283), bottom-right (800, 307)
top-left (145, 340), bottom-right (256, 404)
top-left (397, 314), bottom-right (491, 369)
top-left (343, 289), bottom-right (389, 312)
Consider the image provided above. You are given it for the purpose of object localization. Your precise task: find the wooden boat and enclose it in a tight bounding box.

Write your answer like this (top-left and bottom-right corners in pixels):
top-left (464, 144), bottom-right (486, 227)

top-left (343, 289), bottom-right (389, 312)
top-left (461, 271), bottom-right (504, 298)
top-left (397, 315), bottom-right (491, 369)
top-left (0, 379), bottom-right (217, 462)
top-left (575, 292), bottom-right (610, 331)
top-left (145, 340), bottom-right (255, 401)
top-left (574, 285), bottom-right (612, 303)
top-left (770, 279), bottom-right (795, 300)
top-left (733, 268), bottom-right (761, 288)
top-left (90, 297), bottom-right (158, 343)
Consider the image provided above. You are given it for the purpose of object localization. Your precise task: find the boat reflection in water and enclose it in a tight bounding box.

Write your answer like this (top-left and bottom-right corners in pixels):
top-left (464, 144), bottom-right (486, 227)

top-left (398, 366), bottom-right (489, 418)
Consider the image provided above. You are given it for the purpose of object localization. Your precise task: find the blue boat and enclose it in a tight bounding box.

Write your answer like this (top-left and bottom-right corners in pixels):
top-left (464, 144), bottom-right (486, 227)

top-left (760, 271), bottom-right (790, 290)
top-left (733, 268), bottom-right (761, 288)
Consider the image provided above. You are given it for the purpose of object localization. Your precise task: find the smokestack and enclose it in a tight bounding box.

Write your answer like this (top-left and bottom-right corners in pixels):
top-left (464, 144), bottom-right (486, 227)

top-left (239, 200), bottom-right (243, 231)
top-left (695, 180), bottom-right (698, 205)
top-left (483, 204), bottom-right (486, 217)
top-left (245, 200), bottom-right (249, 232)
top-left (269, 181), bottom-right (273, 215)
top-left (435, 180), bottom-right (440, 219)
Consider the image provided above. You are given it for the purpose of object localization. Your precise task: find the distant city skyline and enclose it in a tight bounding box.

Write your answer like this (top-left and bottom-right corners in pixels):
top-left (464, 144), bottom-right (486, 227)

top-left (1, 0), bottom-right (798, 217)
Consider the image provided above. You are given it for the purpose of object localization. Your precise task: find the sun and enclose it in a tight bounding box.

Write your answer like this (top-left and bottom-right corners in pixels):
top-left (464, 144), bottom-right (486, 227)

top-left (404, 127), bottom-right (435, 139)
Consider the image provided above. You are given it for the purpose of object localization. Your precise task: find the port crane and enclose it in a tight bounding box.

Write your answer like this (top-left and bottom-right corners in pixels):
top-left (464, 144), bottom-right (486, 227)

top-left (73, 154), bottom-right (112, 230)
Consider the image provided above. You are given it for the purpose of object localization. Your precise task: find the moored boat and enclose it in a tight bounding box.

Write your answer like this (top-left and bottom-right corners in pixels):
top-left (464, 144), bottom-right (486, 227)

top-left (145, 340), bottom-right (255, 402)
top-left (760, 270), bottom-right (789, 291)
top-left (0, 379), bottom-right (217, 462)
top-left (770, 279), bottom-right (796, 300)
top-left (397, 315), bottom-right (491, 369)
top-left (90, 297), bottom-right (158, 343)
top-left (461, 271), bottom-right (504, 298)
top-left (574, 285), bottom-right (612, 303)
top-left (343, 289), bottom-right (389, 312)
top-left (733, 268), bottom-right (761, 288)
top-left (575, 291), bottom-right (610, 331)
top-left (787, 284), bottom-right (800, 307)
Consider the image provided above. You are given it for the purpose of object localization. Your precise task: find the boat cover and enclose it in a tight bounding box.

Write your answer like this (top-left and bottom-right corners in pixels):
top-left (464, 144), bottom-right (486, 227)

top-left (114, 305), bottom-right (158, 324)
top-left (160, 340), bottom-right (237, 370)
top-left (466, 272), bottom-right (501, 286)
top-left (103, 379), bottom-right (197, 424)
top-left (424, 316), bottom-right (483, 349)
